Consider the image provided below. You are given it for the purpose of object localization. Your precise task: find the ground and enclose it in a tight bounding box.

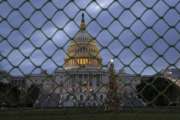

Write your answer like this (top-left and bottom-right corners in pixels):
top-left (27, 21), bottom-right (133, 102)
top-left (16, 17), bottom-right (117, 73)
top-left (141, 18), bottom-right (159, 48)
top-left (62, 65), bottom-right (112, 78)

top-left (0, 108), bottom-right (180, 120)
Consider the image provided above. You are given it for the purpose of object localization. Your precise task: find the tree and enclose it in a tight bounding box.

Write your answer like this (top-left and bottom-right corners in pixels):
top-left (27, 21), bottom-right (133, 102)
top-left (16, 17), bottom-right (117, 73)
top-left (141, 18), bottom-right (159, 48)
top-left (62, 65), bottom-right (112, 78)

top-left (136, 76), bottom-right (180, 106)
top-left (0, 82), bottom-right (21, 107)
top-left (106, 60), bottom-right (120, 111)
top-left (6, 86), bottom-right (20, 107)
top-left (25, 84), bottom-right (40, 107)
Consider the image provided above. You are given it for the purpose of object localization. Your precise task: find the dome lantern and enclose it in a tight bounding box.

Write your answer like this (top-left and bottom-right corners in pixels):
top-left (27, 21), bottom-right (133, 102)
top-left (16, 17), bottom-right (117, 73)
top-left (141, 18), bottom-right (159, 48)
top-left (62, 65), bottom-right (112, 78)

top-left (80, 13), bottom-right (86, 31)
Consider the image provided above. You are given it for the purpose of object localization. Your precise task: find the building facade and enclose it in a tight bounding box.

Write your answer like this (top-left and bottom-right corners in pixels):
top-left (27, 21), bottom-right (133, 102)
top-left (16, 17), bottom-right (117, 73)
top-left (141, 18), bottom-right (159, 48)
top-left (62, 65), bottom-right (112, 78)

top-left (34, 14), bottom-right (109, 107)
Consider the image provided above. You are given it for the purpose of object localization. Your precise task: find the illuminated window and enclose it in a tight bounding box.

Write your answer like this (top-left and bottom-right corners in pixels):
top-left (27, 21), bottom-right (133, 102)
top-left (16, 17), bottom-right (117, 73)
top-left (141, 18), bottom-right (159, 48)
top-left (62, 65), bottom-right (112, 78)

top-left (80, 59), bottom-right (83, 64)
top-left (82, 59), bottom-right (84, 64)
top-left (86, 59), bottom-right (87, 64)
top-left (76, 58), bottom-right (91, 65)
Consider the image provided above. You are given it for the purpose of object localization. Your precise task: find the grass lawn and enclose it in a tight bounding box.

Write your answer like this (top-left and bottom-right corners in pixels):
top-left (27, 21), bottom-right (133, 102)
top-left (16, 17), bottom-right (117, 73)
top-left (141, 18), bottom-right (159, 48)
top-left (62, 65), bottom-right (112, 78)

top-left (0, 108), bottom-right (180, 120)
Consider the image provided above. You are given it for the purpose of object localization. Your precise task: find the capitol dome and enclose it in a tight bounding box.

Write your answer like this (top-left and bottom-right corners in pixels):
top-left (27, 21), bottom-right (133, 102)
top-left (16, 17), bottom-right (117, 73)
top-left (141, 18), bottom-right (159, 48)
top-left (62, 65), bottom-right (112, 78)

top-left (64, 13), bottom-right (102, 69)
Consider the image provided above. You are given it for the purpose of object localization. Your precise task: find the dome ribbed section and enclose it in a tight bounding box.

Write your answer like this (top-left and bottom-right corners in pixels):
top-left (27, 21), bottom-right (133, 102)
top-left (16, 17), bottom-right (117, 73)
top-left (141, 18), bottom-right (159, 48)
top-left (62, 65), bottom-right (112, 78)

top-left (74, 31), bottom-right (92, 42)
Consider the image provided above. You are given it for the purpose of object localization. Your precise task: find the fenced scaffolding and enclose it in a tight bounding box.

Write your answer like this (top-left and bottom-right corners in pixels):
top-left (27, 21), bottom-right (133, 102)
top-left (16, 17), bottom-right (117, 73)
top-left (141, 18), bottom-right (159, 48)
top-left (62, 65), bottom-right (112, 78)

top-left (0, 0), bottom-right (180, 110)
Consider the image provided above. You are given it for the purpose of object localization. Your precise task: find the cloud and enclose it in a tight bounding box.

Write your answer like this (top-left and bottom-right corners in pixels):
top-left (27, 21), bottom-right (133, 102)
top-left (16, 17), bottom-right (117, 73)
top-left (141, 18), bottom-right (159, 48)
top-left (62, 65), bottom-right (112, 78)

top-left (0, 0), bottom-right (179, 76)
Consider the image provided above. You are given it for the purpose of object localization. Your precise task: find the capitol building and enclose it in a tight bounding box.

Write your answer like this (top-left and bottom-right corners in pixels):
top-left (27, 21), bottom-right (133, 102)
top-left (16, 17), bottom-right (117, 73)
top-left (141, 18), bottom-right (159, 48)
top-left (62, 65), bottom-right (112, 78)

top-left (26, 14), bottom-right (142, 108)
top-left (33, 14), bottom-right (109, 107)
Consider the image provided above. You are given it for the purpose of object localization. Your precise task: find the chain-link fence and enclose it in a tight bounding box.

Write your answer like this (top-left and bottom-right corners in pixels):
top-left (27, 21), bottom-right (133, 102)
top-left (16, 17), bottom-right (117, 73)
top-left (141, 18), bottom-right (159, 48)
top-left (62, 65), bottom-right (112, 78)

top-left (0, 0), bottom-right (180, 110)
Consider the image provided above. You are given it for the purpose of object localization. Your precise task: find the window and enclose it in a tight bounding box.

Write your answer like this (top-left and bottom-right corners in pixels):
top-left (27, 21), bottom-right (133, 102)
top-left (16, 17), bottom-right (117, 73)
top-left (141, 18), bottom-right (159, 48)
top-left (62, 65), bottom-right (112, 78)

top-left (80, 95), bottom-right (83, 101)
top-left (100, 94), bottom-right (103, 100)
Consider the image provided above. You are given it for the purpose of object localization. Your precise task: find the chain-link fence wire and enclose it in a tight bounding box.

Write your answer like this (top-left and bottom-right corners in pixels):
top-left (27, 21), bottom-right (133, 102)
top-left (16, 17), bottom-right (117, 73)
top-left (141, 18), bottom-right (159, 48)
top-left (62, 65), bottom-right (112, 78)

top-left (0, 0), bottom-right (180, 109)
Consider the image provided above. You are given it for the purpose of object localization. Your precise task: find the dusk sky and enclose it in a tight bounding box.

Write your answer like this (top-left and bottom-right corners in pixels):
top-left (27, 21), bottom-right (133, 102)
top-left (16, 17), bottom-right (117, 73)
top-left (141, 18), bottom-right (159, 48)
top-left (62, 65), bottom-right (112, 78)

top-left (0, 0), bottom-right (179, 76)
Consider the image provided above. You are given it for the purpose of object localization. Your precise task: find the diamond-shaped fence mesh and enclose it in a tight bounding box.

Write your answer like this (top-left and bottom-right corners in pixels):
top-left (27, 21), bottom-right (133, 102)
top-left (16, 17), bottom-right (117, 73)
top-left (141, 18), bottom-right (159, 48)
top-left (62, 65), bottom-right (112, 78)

top-left (0, 0), bottom-right (180, 110)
